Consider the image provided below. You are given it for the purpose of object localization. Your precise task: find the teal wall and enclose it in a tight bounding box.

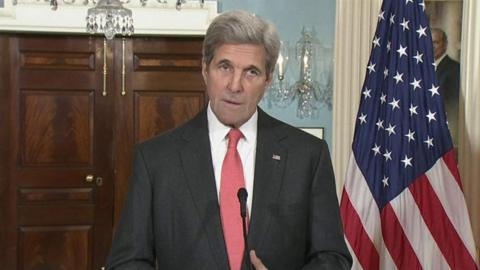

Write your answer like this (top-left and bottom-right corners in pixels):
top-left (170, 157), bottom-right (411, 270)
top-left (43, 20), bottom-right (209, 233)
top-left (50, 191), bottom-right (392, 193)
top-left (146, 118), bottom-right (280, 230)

top-left (218, 0), bottom-right (336, 147)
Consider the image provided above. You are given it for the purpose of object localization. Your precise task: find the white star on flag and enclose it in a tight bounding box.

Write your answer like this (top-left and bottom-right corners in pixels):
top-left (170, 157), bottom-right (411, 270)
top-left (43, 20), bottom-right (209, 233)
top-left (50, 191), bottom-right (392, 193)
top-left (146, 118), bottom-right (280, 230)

top-left (389, 98), bottom-right (400, 111)
top-left (405, 129), bottom-right (415, 142)
top-left (428, 84), bottom-right (440, 97)
top-left (376, 119), bottom-right (384, 130)
top-left (413, 51), bottom-right (423, 64)
top-left (380, 93), bottom-right (387, 104)
top-left (394, 71), bottom-right (404, 84)
top-left (383, 150), bottom-right (392, 161)
top-left (419, 1), bottom-right (426, 11)
top-left (400, 18), bottom-right (410, 31)
top-left (424, 136), bottom-right (434, 148)
top-left (416, 25), bottom-right (427, 38)
top-left (367, 62), bottom-right (376, 73)
top-left (378, 10), bottom-right (385, 21)
top-left (372, 144), bottom-right (381, 156)
top-left (401, 155), bottom-right (413, 168)
top-left (382, 176), bottom-right (389, 187)
top-left (409, 103), bottom-right (418, 116)
top-left (373, 36), bottom-right (381, 48)
top-left (397, 45), bottom-right (408, 58)
top-left (410, 78), bottom-right (422, 90)
top-left (359, 113), bottom-right (367, 124)
top-left (385, 124), bottom-right (396, 135)
top-left (426, 110), bottom-right (437, 122)
top-left (363, 88), bottom-right (372, 99)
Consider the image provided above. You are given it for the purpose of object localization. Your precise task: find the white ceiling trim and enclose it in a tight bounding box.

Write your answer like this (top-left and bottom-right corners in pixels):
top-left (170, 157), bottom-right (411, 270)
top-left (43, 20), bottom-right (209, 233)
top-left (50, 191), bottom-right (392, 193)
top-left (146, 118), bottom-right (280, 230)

top-left (0, 0), bottom-right (217, 35)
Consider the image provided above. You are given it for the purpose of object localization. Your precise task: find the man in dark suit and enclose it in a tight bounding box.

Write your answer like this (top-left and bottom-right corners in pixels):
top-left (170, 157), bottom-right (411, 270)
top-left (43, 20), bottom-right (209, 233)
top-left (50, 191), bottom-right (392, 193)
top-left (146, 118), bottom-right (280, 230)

top-left (432, 28), bottom-right (460, 150)
top-left (106, 10), bottom-right (352, 270)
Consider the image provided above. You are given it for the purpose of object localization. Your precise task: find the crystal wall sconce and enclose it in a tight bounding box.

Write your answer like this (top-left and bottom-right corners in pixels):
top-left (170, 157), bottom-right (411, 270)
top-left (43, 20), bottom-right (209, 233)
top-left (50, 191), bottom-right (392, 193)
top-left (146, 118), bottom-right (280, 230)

top-left (86, 0), bottom-right (134, 40)
top-left (265, 28), bottom-right (333, 119)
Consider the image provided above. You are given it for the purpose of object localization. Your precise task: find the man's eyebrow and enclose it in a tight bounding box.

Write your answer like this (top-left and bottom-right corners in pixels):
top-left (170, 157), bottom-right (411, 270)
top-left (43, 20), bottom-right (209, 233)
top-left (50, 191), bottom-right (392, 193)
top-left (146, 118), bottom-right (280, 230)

top-left (216, 59), bottom-right (232, 65)
top-left (215, 59), bottom-right (263, 73)
top-left (245, 65), bottom-right (263, 74)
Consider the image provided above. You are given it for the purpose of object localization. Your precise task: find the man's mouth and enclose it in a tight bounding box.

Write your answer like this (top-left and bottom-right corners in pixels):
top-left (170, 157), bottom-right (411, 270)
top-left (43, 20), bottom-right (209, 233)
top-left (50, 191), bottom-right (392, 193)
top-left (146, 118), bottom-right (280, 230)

top-left (223, 99), bottom-right (242, 106)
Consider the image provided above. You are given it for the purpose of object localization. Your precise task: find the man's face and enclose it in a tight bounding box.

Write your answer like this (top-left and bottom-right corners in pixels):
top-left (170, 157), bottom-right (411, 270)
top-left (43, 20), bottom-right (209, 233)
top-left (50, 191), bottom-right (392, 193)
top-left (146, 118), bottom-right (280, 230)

top-left (432, 31), bottom-right (447, 60)
top-left (202, 43), bottom-right (272, 128)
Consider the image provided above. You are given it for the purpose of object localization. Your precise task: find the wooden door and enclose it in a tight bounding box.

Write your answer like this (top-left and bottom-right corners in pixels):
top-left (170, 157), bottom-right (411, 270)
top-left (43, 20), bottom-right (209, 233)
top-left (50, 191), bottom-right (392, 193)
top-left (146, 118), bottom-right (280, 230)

top-left (0, 35), bottom-right (114, 270)
top-left (112, 36), bottom-right (206, 224)
top-left (0, 34), bottom-right (206, 269)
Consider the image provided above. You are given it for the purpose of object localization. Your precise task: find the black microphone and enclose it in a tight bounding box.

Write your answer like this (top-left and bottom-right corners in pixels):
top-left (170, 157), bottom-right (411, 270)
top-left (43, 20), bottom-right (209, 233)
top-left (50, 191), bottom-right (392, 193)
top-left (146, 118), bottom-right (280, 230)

top-left (237, 188), bottom-right (248, 218)
top-left (237, 188), bottom-right (252, 270)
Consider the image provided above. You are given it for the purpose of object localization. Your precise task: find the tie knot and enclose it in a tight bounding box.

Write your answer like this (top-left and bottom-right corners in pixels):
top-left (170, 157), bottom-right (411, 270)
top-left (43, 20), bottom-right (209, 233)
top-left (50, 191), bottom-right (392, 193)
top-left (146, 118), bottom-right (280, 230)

top-left (227, 129), bottom-right (243, 149)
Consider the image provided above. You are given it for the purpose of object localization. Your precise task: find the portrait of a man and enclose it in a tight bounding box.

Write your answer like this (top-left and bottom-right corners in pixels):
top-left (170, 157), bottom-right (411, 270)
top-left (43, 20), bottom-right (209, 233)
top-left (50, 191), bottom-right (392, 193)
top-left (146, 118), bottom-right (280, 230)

top-left (426, 0), bottom-right (462, 153)
top-left (432, 27), bottom-right (460, 150)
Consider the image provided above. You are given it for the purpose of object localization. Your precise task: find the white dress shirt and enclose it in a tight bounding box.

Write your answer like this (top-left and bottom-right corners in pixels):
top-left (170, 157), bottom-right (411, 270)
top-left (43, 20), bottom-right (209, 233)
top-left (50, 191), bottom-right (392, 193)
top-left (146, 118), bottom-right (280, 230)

top-left (435, 52), bottom-right (447, 68)
top-left (207, 103), bottom-right (257, 217)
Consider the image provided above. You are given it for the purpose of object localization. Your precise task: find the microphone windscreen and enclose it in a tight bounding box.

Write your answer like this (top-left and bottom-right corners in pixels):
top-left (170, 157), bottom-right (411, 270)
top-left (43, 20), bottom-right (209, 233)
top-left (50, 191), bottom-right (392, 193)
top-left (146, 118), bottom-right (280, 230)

top-left (237, 188), bottom-right (248, 202)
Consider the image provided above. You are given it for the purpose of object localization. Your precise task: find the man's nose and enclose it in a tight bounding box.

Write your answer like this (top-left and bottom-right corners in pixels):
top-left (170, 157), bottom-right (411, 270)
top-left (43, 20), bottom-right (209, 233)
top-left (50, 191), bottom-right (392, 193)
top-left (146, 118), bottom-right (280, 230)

top-left (228, 71), bottom-right (243, 93)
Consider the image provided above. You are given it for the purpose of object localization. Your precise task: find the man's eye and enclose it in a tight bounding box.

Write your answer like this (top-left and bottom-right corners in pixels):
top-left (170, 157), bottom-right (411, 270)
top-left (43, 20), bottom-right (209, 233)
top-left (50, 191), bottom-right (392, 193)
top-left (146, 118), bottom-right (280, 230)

top-left (219, 64), bottom-right (231, 71)
top-left (247, 69), bottom-right (260, 76)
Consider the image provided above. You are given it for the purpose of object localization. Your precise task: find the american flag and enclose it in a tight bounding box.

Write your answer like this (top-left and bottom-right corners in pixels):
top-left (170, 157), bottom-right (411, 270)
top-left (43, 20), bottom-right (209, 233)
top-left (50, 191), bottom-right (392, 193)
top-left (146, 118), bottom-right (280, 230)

top-left (339, 0), bottom-right (479, 269)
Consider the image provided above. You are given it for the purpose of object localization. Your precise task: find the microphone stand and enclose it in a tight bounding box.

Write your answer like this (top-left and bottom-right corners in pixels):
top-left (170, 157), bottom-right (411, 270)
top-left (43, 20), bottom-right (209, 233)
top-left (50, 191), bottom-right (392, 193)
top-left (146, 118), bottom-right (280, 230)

top-left (238, 188), bottom-right (252, 270)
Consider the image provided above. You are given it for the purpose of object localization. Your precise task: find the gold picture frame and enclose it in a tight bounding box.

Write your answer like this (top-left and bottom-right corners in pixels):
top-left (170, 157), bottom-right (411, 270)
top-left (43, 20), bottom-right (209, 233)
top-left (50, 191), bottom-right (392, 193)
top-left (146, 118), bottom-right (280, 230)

top-left (300, 127), bottom-right (324, 140)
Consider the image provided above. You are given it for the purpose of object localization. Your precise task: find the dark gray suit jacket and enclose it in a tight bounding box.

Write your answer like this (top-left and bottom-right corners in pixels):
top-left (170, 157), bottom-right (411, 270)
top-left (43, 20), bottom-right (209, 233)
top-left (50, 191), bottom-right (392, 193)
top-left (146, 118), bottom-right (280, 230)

top-left (106, 108), bottom-right (352, 270)
top-left (436, 55), bottom-right (460, 147)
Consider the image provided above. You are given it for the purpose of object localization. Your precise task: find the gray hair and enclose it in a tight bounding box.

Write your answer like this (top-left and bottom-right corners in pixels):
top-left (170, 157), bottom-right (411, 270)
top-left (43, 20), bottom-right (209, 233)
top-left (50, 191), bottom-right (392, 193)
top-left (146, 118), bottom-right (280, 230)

top-left (202, 10), bottom-right (281, 76)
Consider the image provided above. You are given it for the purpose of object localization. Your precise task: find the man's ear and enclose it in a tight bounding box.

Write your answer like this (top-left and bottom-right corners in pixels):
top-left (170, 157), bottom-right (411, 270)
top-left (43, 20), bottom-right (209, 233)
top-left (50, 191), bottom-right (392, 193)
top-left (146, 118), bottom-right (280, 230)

top-left (265, 72), bottom-right (274, 87)
top-left (201, 61), bottom-right (208, 83)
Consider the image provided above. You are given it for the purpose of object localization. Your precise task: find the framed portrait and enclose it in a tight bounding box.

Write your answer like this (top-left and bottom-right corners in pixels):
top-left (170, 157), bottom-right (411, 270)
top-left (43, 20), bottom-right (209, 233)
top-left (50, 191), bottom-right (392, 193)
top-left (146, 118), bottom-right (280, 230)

top-left (425, 0), bottom-right (462, 154)
top-left (300, 127), bottom-right (324, 140)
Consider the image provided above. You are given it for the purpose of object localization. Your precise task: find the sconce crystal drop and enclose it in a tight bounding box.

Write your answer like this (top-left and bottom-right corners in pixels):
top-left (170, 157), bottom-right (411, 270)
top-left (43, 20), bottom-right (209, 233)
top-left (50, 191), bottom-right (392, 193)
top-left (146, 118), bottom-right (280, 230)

top-left (86, 0), bottom-right (134, 40)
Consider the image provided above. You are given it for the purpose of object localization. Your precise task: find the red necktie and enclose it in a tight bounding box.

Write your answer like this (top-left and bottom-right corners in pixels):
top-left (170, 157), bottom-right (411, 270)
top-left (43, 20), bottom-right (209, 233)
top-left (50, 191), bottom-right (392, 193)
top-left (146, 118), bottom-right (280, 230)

top-left (220, 128), bottom-right (246, 270)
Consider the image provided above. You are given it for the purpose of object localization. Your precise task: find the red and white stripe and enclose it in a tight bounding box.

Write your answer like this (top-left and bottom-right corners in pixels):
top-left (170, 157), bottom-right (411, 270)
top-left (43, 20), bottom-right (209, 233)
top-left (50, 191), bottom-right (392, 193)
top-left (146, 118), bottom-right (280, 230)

top-left (340, 149), bottom-right (479, 270)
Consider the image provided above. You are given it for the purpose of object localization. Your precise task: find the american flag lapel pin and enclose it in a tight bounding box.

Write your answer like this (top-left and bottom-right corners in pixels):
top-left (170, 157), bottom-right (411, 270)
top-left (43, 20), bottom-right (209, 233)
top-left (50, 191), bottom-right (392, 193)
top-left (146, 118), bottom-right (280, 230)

top-left (272, 154), bottom-right (281, 161)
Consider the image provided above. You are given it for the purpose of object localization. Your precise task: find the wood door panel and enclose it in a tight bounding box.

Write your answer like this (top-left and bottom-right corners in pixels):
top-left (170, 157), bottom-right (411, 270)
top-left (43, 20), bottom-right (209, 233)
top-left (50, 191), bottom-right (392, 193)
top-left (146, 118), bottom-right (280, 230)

top-left (14, 170), bottom-right (97, 187)
top-left (18, 225), bottom-right (92, 270)
top-left (18, 206), bottom-right (94, 225)
top-left (18, 35), bottom-right (97, 53)
top-left (20, 90), bottom-right (93, 166)
top-left (133, 53), bottom-right (202, 71)
top-left (135, 91), bottom-right (205, 142)
top-left (20, 51), bottom-right (95, 70)
top-left (132, 37), bottom-right (203, 54)
top-left (20, 70), bottom-right (98, 90)
top-left (19, 188), bottom-right (94, 205)
top-left (132, 71), bottom-right (205, 90)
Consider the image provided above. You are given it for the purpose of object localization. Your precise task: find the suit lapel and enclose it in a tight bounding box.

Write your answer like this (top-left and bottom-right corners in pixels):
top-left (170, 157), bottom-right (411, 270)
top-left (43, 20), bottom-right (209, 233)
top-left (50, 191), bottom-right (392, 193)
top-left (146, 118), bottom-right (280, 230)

top-left (179, 110), bottom-right (229, 270)
top-left (248, 110), bottom-right (288, 252)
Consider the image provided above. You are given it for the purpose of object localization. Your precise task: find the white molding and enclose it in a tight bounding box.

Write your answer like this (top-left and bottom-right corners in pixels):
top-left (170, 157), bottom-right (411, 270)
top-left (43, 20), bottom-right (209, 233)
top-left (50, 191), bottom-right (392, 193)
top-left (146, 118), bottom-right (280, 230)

top-left (332, 0), bottom-right (381, 198)
top-left (0, 0), bottom-right (217, 35)
top-left (459, 0), bottom-right (480, 254)
top-left (0, 0), bottom-right (14, 17)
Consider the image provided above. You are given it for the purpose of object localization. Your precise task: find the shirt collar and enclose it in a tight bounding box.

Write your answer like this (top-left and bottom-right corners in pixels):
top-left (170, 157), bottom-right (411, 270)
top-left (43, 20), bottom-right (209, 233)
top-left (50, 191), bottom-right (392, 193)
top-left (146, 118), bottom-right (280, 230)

top-left (207, 102), bottom-right (258, 144)
top-left (435, 52), bottom-right (447, 67)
